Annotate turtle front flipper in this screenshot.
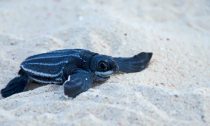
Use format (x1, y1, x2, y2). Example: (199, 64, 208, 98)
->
(113, 52, 153, 73)
(64, 69, 93, 98)
(1, 76, 28, 98)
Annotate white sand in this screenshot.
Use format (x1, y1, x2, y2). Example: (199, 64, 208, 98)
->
(0, 0, 210, 125)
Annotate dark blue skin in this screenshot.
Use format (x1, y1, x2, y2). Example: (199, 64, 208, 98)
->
(64, 52, 153, 97)
(1, 49, 152, 98)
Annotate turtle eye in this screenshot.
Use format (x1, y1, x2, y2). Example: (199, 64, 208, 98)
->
(98, 61, 108, 71)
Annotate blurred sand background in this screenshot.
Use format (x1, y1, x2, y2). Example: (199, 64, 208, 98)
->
(0, 0, 210, 125)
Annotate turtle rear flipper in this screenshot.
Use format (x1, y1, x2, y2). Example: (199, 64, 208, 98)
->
(113, 52, 153, 73)
(1, 76, 28, 98)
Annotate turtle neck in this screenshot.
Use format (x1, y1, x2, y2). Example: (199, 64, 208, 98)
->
(79, 50, 98, 70)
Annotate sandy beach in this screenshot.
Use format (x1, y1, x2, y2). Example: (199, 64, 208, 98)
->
(0, 0, 210, 125)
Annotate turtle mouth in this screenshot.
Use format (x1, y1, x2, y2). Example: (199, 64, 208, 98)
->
(95, 70, 113, 78)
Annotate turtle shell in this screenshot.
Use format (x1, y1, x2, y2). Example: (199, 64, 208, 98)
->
(20, 49, 83, 84)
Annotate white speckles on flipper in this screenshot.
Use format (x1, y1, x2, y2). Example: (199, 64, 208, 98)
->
(64, 75, 71, 83)
(62, 75, 72, 99)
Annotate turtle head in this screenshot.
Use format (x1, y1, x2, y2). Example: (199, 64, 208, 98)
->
(90, 55, 118, 81)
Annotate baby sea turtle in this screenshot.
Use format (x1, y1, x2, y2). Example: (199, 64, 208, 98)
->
(1, 49, 152, 98)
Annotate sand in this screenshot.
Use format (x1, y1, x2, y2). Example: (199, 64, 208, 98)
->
(0, 0, 210, 126)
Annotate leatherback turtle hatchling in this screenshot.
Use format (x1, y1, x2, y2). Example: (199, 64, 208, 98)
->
(1, 49, 152, 98)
